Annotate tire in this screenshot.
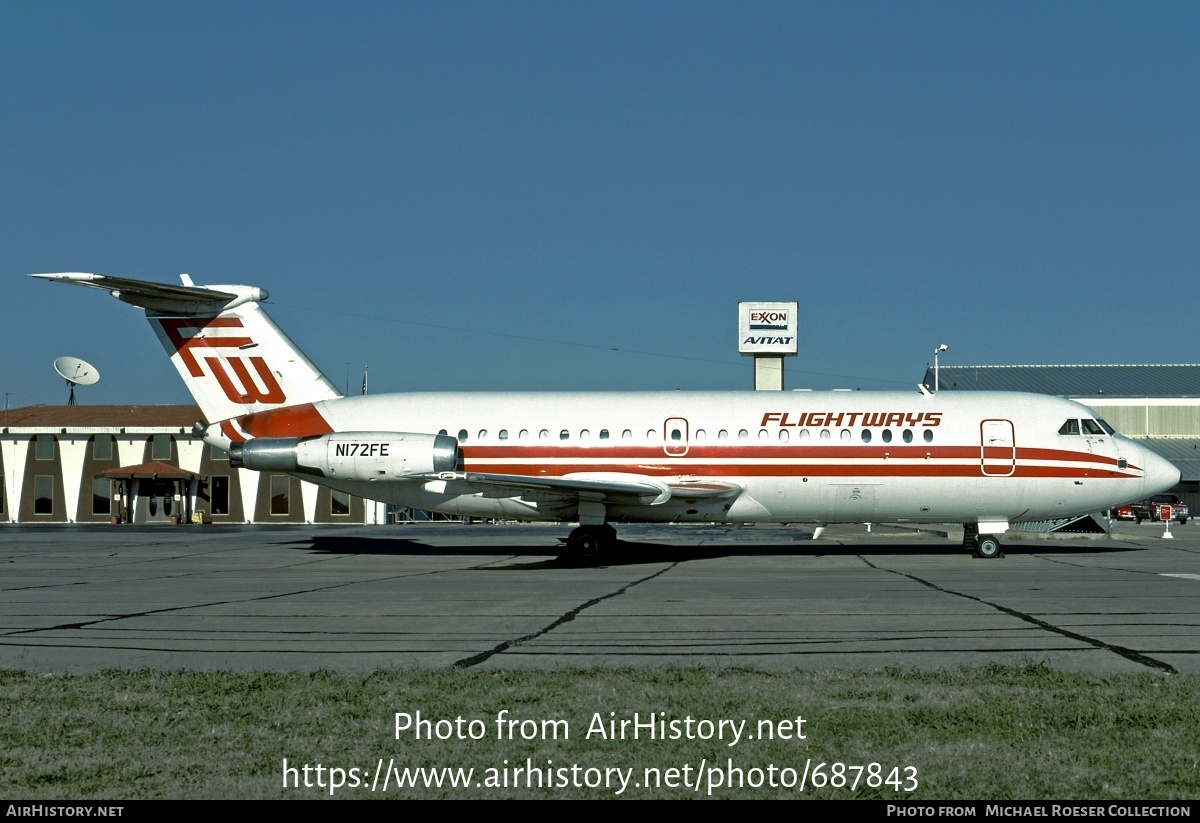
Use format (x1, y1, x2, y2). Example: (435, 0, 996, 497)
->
(974, 535, 1003, 559)
(562, 525, 609, 564)
(1179, 518, 1188, 525)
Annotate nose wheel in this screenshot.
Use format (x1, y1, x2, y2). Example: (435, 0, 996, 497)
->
(562, 524, 617, 564)
(973, 535, 1004, 559)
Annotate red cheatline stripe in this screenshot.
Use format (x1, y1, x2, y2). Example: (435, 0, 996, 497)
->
(459, 444, 1128, 468)
(459, 462, 1137, 479)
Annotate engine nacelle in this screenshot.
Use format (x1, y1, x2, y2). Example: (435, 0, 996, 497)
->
(230, 432, 458, 480)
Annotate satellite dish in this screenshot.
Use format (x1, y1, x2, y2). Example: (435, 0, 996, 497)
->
(53, 356, 100, 405)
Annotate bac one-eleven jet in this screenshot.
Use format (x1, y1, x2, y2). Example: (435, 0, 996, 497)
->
(33, 272, 1180, 560)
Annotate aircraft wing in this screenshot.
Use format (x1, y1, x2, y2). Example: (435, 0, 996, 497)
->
(420, 471, 743, 506)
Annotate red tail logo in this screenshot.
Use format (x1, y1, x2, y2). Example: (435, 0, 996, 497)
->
(157, 318, 286, 405)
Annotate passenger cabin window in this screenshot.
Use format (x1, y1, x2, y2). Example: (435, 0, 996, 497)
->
(457, 429, 468, 442)
(1058, 419, 1081, 435)
(560, 429, 570, 440)
(600, 430, 610, 440)
(499, 430, 508, 440)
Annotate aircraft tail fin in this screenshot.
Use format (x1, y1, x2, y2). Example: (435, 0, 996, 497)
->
(31, 273, 342, 425)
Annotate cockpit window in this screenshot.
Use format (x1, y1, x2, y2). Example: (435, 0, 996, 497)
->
(1058, 419, 1080, 435)
(1096, 419, 1116, 435)
(1081, 419, 1106, 436)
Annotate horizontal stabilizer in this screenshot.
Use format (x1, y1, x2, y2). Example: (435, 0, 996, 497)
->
(30, 272, 267, 316)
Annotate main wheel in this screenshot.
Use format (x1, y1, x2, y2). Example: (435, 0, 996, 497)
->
(563, 525, 611, 564)
(973, 535, 1003, 559)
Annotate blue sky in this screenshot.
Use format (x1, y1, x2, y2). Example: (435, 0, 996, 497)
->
(3, 1, 1197, 407)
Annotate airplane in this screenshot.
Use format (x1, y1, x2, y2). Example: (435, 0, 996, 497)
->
(32, 272, 1181, 560)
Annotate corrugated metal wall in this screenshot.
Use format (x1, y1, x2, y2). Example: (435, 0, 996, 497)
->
(1091, 405, 1200, 437)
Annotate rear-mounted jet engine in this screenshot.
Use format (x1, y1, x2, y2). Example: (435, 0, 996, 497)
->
(230, 432, 459, 480)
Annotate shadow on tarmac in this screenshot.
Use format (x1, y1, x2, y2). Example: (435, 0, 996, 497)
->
(289, 532, 1147, 568)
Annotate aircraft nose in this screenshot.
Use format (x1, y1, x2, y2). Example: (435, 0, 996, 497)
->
(1141, 446, 1181, 496)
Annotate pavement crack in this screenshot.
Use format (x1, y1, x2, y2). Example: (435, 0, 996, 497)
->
(859, 556, 1177, 673)
(453, 563, 679, 669)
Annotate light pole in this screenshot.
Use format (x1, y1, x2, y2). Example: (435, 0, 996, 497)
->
(933, 344, 948, 391)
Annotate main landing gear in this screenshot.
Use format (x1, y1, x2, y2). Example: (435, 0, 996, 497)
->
(561, 524, 617, 564)
(963, 525, 1004, 559)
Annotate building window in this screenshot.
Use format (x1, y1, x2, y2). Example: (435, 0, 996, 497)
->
(331, 491, 351, 516)
(35, 435, 55, 461)
(210, 476, 230, 515)
(270, 476, 289, 515)
(152, 435, 172, 461)
(93, 435, 113, 461)
(209, 444, 229, 461)
(34, 476, 53, 514)
(92, 478, 111, 515)
(0, 481, 5, 514)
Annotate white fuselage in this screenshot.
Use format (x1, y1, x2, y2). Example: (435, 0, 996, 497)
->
(245, 389, 1176, 527)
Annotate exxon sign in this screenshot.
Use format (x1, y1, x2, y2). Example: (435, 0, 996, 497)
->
(738, 301, 799, 355)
